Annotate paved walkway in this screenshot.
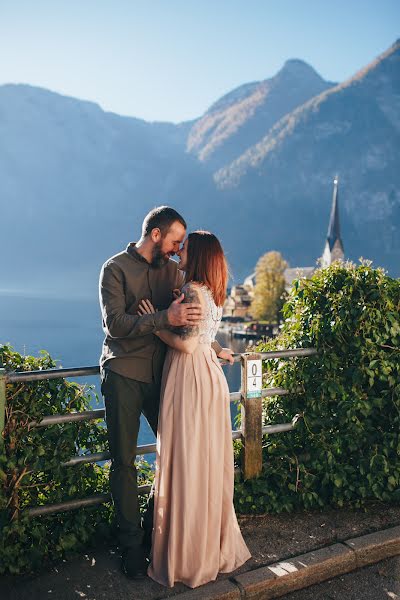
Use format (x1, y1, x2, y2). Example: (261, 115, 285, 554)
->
(1, 503, 400, 600)
(284, 556, 400, 599)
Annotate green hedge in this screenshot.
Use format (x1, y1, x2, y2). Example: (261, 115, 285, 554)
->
(0, 346, 153, 574)
(0, 345, 116, 573)
(234, 262, 400, 514)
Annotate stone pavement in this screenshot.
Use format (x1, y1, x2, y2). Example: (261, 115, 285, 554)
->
(1, 503, 400, 600)
(283, 555, 400, 600)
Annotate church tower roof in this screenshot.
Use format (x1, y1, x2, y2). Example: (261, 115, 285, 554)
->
(326, 177, 343, 251)
(321, 177, 344, 268)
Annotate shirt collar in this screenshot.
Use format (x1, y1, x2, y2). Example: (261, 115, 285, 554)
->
(126, 242, 172, 271)
(126, 242, 150, 265)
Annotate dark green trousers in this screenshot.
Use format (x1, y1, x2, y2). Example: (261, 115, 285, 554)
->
(101, 368, 160, 550)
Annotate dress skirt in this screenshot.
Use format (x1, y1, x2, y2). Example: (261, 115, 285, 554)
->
(148, 343, 251, 588)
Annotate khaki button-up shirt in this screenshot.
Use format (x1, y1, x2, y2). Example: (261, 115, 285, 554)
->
(99, 243, 184, 383)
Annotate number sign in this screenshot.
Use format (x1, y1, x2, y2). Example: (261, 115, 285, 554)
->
(246, 359, 262, 398)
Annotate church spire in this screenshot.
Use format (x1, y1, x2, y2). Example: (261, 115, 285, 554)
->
(321, 177, 344, 267)
(327, 177, 342, 250)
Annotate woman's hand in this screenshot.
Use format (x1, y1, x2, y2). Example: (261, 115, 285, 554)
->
(218, 347, 235, 365)
(137, 299, 157, 315)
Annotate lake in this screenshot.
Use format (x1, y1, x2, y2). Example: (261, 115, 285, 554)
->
(0, 294, 247, 452)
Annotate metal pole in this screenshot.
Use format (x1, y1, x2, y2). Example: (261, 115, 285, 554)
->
(7, 365, 100, 383)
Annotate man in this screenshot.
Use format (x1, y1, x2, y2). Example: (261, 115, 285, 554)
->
(99, 206, 227, 579)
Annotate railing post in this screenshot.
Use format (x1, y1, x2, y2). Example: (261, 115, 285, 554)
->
(0, 367, 6, 438)
(240, 353, 263, 480)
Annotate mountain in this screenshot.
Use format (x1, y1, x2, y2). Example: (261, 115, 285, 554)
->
(213, 40, 400, 274)
(0, 84, 211, 294)
(0, 41, 399, 301)
(186, 60, 335, 169)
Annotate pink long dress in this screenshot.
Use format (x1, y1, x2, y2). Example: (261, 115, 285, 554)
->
(148, 284, 251, 588)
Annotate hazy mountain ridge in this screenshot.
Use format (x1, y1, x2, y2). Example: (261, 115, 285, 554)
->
(0, 83, 213, 293)
(0, 83, 205, 221)
(205, 81, 261, 114)
(215, 40, 400, 189)
(186, 59, 335, 169)
(1, 41, 399, 298)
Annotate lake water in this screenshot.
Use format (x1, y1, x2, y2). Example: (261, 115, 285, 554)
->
(0, 294, 247, 452)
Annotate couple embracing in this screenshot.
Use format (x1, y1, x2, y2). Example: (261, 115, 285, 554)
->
(99, 206, 250, 588)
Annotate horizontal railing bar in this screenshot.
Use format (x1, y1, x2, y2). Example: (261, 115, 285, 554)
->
(231, 348, 317, 363)
(62, 451, 111, 467)
(6, 349, 316, 383)
(7, 366, 100, 383)
(261, 387, 290, 398)
(27, 485, 149, 517)
(262, 423, 294, 434)
(258, 348, 318, 360)
(62, 442, 157, 467)
(262, 414, 301, 435)
(26, 471, 246, 517)
(31, 408, 105, 427)
(30, 387, 292, 428)
(230, 388, 291, 403)
(63, 432, 242, 466)
(28, 468, 243, 517)
(27, 493, 112, 517)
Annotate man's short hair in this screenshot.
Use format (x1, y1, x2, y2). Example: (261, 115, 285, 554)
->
(142, 206, 187, 237)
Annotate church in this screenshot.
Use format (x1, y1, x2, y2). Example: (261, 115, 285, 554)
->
(224, 178, 344, 318)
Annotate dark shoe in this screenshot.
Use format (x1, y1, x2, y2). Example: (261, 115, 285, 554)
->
(121, 547, 148, 580)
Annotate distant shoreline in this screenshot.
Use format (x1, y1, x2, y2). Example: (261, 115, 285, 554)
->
(0, 290, 96, 302)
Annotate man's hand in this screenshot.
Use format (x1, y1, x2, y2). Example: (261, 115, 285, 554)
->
(218, 347, 235, 365)
(167, 293, 203, 327)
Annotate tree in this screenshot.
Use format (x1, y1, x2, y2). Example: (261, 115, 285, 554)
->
(250, 251, 288, 322)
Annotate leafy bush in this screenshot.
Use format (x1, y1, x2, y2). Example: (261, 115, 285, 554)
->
(0, 347, 154, 575)
(234, 262, 400, 514)
(0, 344, 115, 573)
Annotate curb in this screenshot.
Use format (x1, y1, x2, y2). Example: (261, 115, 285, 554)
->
(170, 525, 400, 600)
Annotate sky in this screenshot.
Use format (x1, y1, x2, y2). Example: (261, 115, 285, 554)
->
(0, 1, 399, 123)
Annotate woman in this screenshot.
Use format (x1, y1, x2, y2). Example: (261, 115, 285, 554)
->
(138, 230, 251, 588)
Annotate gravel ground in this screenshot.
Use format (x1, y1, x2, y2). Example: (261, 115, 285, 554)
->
(1, 502, 399, 600)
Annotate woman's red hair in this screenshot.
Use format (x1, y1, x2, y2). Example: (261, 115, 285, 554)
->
(185, 231, 228, 307)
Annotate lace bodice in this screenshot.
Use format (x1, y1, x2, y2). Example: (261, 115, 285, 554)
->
(196, 285, 223, 344)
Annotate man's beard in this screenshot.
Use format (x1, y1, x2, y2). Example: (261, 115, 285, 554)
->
(151, 242, 170, 268)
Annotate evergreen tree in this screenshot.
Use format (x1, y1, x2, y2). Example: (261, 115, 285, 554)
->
(251, 251, 288, 322)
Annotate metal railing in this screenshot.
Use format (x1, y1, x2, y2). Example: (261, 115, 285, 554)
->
(0, 348, 317, 517)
